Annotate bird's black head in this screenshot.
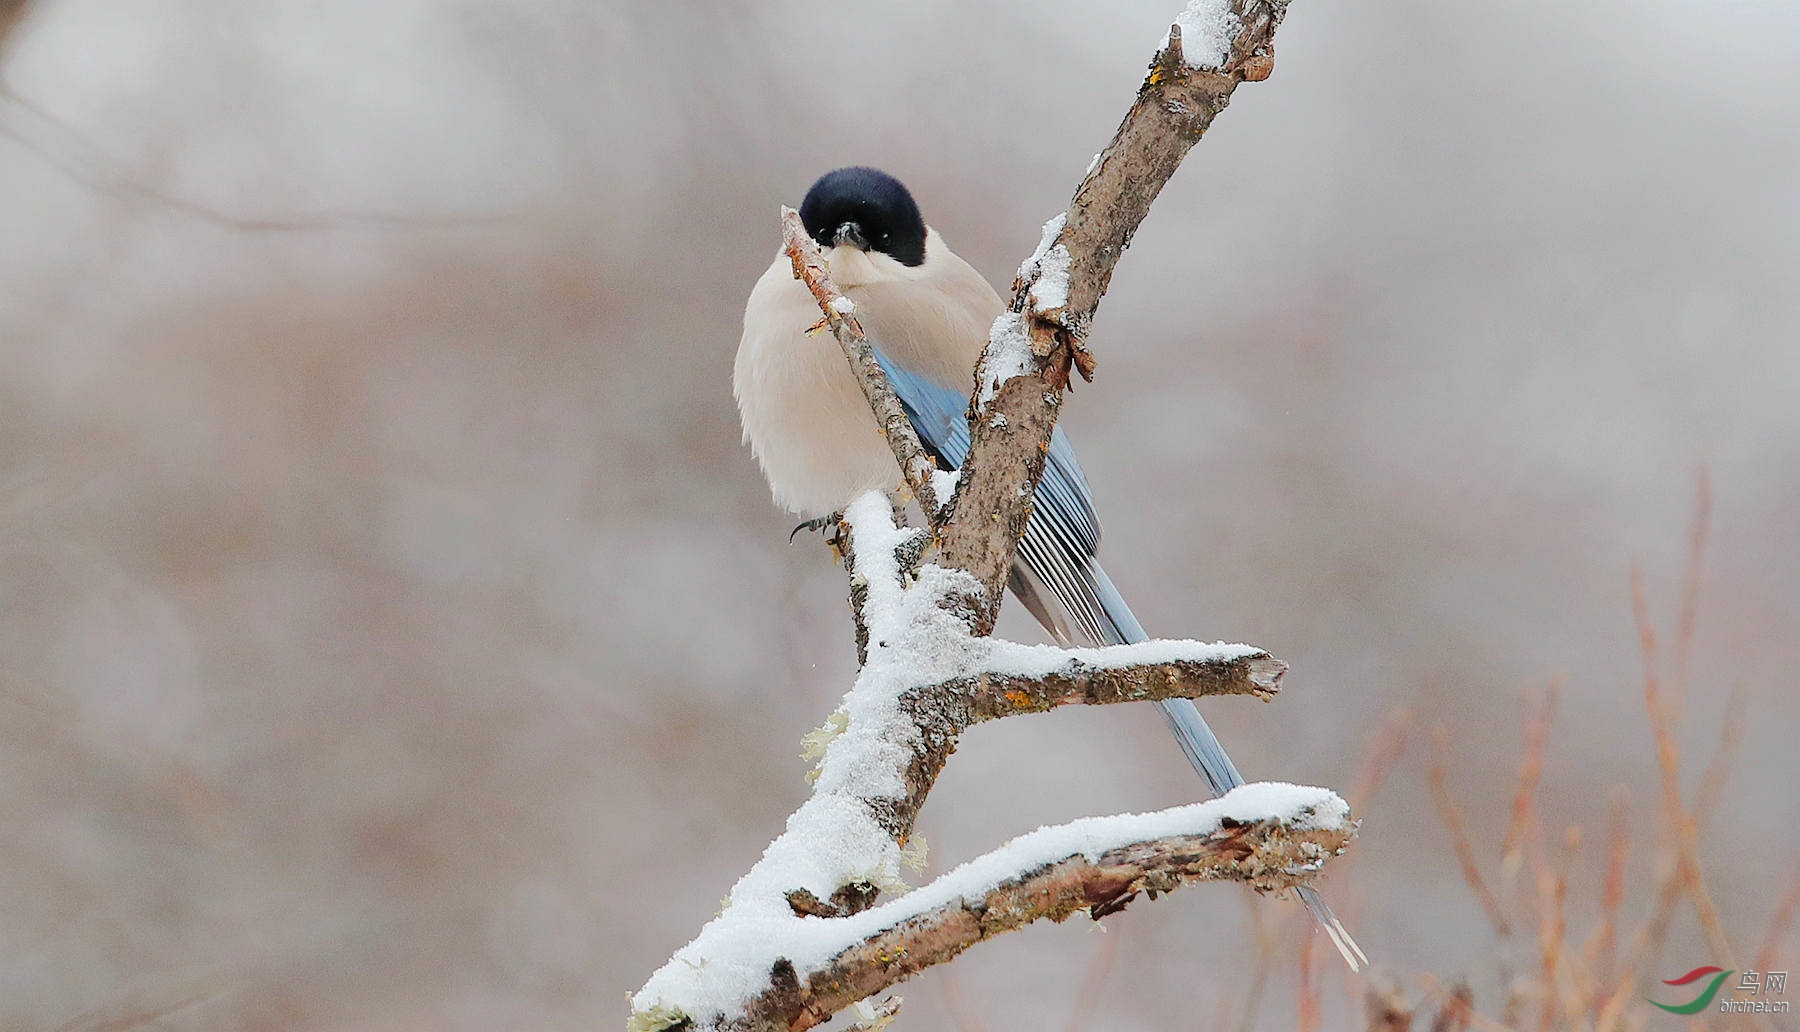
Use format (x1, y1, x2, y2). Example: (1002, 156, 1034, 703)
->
(799, 167, 927, 268)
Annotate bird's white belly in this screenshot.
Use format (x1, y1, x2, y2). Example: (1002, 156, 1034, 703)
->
(733, 235, 999, 518)
(733, 264, 905, 518)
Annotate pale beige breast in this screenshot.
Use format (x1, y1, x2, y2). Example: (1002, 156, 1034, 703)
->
(733, 229, 1003, 518)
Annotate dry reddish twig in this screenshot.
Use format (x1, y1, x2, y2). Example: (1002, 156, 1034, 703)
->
(1500, 683, 1559, 878)
(1297, 927, 1322, 1032)
(1692, 683, 1746, 824)
(1585, 790, 1630, 1014)
(1428, 727, 1512, 940)
(780, 209, 943, 517)
(1231, 887, 1281, 1032)
(1671, 466, 1710, 710)
(1624, 677, 1746, 988)
(1629, 565, 1734, 969)
(1527, 824, 1585, 1032)
(1350, 706, 1414, 815)
(1754, 854, 1800, 977)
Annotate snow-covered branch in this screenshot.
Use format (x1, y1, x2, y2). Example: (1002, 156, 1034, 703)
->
(725, 787, 1352, 1032)
(630, 3, 1327, 1029)
(630, 496, 1347, 1032)
(939, 0, 1290, 633)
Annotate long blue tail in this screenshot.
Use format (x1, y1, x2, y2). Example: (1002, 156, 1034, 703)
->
(1018, 544, 1367, 971)
(868, 349, 1366, 969)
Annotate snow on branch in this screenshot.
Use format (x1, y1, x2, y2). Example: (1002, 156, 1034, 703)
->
(725, 786, 1351, 1032)
(630, 496, 1346, 1032)
(631, 3, 1324, 1029)
(940, 0, 1289, 633)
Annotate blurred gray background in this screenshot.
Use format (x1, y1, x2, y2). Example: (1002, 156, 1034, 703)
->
(2, 0, 1796, 1029)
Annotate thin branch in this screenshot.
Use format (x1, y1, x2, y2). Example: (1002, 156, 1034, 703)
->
(1499, 682, 1558, 877)
(1754, 853, 1800, 977)
(781, 209, 943, 517)
(1671, 466, 1710, 710)
(956, 646, 1283, 722)
(1427, 727, 1512, 940)
(1585, 789, 1629, 1014)
(1628, 565, 1734, 968)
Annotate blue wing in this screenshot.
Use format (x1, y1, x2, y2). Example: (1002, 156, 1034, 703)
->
(873, 351, 1099, 557)
(874, 347, 1244, 786)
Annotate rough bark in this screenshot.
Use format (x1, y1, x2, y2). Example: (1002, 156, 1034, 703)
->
(739, 816, 1351, 1032)
(937, 2, 1289, 633)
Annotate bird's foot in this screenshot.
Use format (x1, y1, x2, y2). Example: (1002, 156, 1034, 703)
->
(791, 513, 849, 561)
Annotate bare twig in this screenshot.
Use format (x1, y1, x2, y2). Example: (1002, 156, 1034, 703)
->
(957, 647, 1283, 721)
(1629, 565, 1734, 968)
(1625, 678, 1745, 984)
(1585, 789, 1629, 1014)
(1298, 925, 1322, 1032)
(1754, 853, 1800, 977)
(1500, 683, 1558, 878)
(1671, 466, 1710, 710)
(1349, 706, 1414, 815)
(781, 209, 944, 517)
(1428, 727, 1511, 940)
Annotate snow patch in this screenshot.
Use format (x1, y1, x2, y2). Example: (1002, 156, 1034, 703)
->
(1161, 0, 1240, 71)
(977, 311, 1033, 408)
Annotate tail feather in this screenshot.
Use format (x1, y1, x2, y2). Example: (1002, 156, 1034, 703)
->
(1015, 549, 1367, 971)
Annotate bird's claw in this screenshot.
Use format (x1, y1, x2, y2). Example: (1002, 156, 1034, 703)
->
(789, 515, 839, 544)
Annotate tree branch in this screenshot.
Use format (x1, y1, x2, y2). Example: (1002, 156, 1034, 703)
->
(781, 209, 944, 518)
(632, 494, 1340, 1032)
(743, 794, 1352, 1032)
(939, 1, 1288, 632)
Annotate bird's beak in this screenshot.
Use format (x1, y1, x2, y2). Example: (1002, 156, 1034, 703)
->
(833, 221, 869, 251)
